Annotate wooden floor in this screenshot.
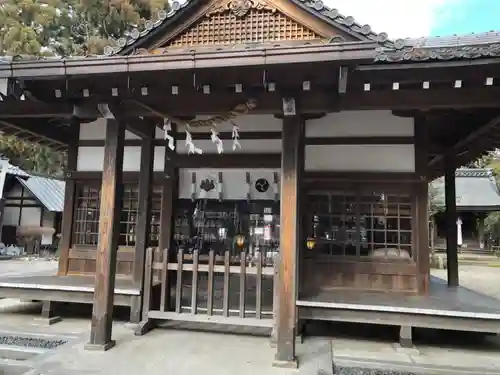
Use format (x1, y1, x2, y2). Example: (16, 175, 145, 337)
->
(0, 274, 141, 307)
(297, 276, 500, 333)
(0, 275, 140, 295)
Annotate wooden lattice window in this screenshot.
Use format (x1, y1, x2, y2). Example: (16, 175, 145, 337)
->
(73, 185, 101, 246)
(168, 9, 322, 47)
(173, 199, 280, 264)
(73, 183, 162, 247)
(307, 189, 414, 259)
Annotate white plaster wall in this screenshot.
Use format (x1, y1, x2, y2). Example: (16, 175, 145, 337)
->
(178, 169, 280, 200)
(20, 207, 41, 227)
(305, 144, 415, 172)
(306, 111, 414, 137)
(175, 139, 281, 154)
(3, 206, 20, 226)
(77, 146, 166, 171)
(6, 185, 25, 198)
(79, 118, 140, 140)
(79, 115, 281, 141)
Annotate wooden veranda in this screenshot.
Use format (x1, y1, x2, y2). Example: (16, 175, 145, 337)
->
(1, 0, 500, 368)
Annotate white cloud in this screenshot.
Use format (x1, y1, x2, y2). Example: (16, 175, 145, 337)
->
(323, 0, 452, 38)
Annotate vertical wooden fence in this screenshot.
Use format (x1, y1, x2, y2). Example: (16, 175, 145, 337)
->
(143, 247, 276, 328)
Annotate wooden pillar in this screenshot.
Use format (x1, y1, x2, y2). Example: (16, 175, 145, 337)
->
(58, 120, 80, 275)
(158, 141, 177, 312)
(273, 109, 303, 369)
(444, 152, 459, 287)
(130, 127, 155, 323)
(477, 214, 485, 250)
(414, 116, 430, 294)
(86, 118, 125, 351)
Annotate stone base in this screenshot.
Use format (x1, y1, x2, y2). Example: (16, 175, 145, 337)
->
(272, 358, 299, 369)
(34, 316, 62, 326)
(84, 340, 116, 352)
(133, 319, 156, 336)
(393, 343, 420, 356)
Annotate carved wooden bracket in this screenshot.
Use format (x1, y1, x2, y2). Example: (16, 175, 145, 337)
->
(206, 0, 277, 18)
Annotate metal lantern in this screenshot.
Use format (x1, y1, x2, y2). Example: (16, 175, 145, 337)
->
(235, 234, 245, 248)
(306, 237, 316, 250)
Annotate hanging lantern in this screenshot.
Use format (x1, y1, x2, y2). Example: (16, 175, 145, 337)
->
(306, 237, 316, 250)
(235, 234, 246, 248)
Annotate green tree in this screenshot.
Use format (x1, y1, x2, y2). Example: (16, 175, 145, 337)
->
(0, 0, 70, 56)
(0, 0, 170, 174)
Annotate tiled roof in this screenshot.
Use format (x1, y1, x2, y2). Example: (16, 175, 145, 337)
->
(431, 168, 500, 211)
(108, 0, 402, 56)
(16, 175, 65, 212)
(375, 31, 500, 62)
(405, 31, 500, 48)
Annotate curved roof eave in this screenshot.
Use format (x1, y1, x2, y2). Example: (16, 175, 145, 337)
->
(108, 0, 402, 56)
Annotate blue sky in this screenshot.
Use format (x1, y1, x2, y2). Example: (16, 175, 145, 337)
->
(431, 0, 500, 36)
(326, 0, 500, 38)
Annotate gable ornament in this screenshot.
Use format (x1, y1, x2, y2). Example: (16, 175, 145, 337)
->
(207, 0, 277, 18)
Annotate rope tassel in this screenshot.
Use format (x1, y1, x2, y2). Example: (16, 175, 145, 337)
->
(232, 125, 241, 151)
(210, 128, 224, 154)
(163, 119, 175, 151)
(185, 129, 202, 155)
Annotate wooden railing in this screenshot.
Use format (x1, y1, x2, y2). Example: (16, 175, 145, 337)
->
(142, 247, 276, 328)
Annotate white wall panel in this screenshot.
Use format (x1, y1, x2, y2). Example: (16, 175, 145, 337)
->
(178, 169, 280, 200)
(305, 144, 415, 172)
(306, 111, 414, 137)
(77, 146, 166, 171)
(175, 139, 281, 154)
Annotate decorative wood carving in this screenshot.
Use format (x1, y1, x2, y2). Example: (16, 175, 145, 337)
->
(167, 0, 322, 47)
(206, 0, 277, 18)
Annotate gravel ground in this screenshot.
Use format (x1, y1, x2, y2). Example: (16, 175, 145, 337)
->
(334, 368, 415, 375)
(431, 264, 500, 299)
(0, 335, 66, 349)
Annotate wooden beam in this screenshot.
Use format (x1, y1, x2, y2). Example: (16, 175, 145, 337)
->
(126, 117, 158, 139)
(86, 118, 125, 351)
(305, 136, 414, 145)
(429, 113, 500, 167)
(57, 119, 80, 276)
(6, 87, 500, 121)
(0, 118, 69, 148)
(131, 127, 155, 322)
(444, 152, 459, 287)
(273, 113, 303, 368)
(174, 153, 281, 168)
(338, 66, 348, 95)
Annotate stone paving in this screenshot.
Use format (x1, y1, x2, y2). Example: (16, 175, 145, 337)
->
(0, 261, 500, 374)
(431, 265, 500, 299)
(0, 259, 57, 278)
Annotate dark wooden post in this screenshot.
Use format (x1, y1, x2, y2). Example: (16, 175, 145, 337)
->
(86, 118, 125, 351)
(273, 105, 303, 369)
(444, 152, 459, 287)
(414, 115, 430, 294)
(159, 130, 177, 313)
(130, 125, 155, 323)
(58, 120, 80, 275)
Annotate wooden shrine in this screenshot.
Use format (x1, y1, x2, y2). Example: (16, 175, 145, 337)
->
(1, 0, 500, 367)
